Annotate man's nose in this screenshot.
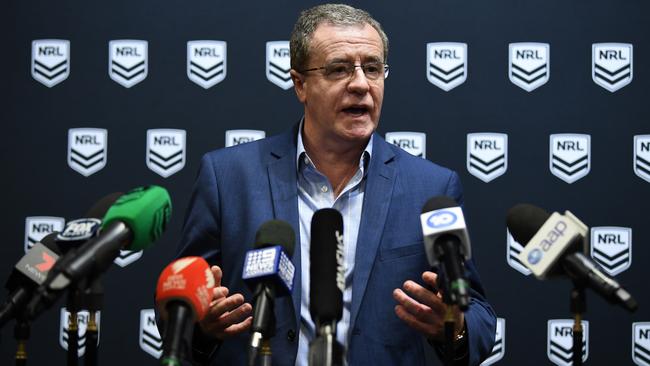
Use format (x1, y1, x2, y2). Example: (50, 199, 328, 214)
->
(347, 67, 370, 93)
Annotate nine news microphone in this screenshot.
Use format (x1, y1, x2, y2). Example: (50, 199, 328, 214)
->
(0, 233, 60, 328)
(420, 196, 472, 310)
(27, 185, 172, 319)
(242, 220, 296, 366)
(507, 203, 637, 312)
(156, 256, 215, 366)
(309, 208, 345, 366)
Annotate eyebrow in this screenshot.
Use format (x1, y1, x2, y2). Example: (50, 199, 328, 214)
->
(326, 55, 383, 64)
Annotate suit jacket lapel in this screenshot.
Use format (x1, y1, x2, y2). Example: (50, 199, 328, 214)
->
(349, 134, 396, 334)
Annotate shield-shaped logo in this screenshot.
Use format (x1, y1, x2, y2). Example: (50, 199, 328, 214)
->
(481, 317, 506, 366)
(187, 40, 227, 89)
(592, 43, 633, 93)
(266, 41, 292, 90)
(59, 308, 101, 357)
(139, 309, 163, 359)
(506, 229, 531, 276)
(146, 129, 186, 178)
(590, 227, 632, 276)
(634, 135, 650, 183)
(225, 129, 266, 147)
(633, 322, 650, 366)
(31, 39, 70, 87)
(467, 133, 507, 182)
(24, 216, 65, 252)
(68, 128, 108, 177)
(385, 132, 426, 158)
(549, 134, 591, 184)
(113, 250, 143, 267)
(509, 43, 550, 92)
(426, 42, 467, 92)
(547, 319, 588, 366)
(109, 40, 148, 88)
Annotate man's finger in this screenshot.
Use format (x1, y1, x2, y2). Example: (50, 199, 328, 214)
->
(402, 280, 445, 313)
(211, 266, 223, 287)
(393, 288, 434, 321)
(204, 293, 245, 323)
(222, 316, 253, 336)
(394, 305, 435, 337)
(217, 302, 252, 328)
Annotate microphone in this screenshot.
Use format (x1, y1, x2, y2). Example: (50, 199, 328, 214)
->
(27, 185, 172, 319)
(507, 203, 637, 312)
(156, 256, 215, 366)
(420, 196, 472, 310)
(0, 233, 61, 328)
(242, 220, 296, 365)
(309, 208, 344, 366)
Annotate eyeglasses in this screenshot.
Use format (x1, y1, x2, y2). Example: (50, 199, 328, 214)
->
(299, 61, 389, 81)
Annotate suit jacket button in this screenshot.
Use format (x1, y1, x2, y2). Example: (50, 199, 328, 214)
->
(287, 329, 296, 341)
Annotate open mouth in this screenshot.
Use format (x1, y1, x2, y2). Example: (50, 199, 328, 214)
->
(342, 106, 369, 116)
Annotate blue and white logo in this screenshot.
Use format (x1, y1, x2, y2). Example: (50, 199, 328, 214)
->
(481, 318, 506, 365)
(528, 249, 543, 265)
(24, 216, 65, 253)
(386, 131, 426, 158)
(426, 42, 467, 92)
(426, 210, 457, 229)
(32, 39, 70, 87)
(550, 134, 591, 184)
(59, 308, 101, 357)
(633, 322, 650, 366)
(592, 43, 632, 93)
(68, 128, 108, 177)
(506, 229, 531, 276)
(187, 40, 226, 89)
(634, 135, 650, 183)
(225, 129, 266, 147)
(509, 43, 550, 92)
(57, 218, 101, 242)
(109, 40, 148, 88)
(548, 319, 588, 366)
(139, 309, 162, 359)
(266, 41, 292, 90)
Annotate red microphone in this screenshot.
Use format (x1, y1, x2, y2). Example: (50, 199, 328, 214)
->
(155, 257, 214, 366)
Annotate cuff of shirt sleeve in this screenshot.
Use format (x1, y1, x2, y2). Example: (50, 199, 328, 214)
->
(191, 325, 221, 365)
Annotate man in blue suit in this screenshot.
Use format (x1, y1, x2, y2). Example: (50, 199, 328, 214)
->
(177, 4, 496, 365)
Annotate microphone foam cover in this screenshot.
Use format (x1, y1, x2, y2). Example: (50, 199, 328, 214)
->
(310, 208, 344, 323)
(506, 203, 550, 245)
(254, 220, 296, 256)
(422, 196, 458, 213)
(85, 192, 124, 219)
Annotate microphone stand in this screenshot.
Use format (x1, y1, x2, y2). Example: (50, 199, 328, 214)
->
(441, 289, 455, 366)
(66, 289, 82, 366)
(13, 315, 30, 366)
(260, 339, 272, 366)
(83, 278, 103, 366)
(569, 284, 586, 366)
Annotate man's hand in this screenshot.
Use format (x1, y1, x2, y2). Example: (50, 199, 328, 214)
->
(393, 271, 465, 342)
(199, 266, 253, 340)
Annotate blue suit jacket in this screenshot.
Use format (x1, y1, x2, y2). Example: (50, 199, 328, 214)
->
(177, 125, 496, 365)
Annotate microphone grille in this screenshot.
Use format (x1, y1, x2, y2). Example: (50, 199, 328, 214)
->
(506, 203, 550, 245)
(254, 220, 296, 256)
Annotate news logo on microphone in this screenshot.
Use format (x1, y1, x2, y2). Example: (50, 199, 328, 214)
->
(242, 245, 295, 294)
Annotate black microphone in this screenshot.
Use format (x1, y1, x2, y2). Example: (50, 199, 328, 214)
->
(309, 208, 345, 366)
(507, 203, 637, 312)
(420, 196, 471, 310)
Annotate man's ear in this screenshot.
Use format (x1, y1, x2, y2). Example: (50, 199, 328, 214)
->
(290, 69, 306, 103)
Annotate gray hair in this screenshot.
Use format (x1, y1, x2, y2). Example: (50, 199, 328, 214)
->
(290, 4, 389, 71)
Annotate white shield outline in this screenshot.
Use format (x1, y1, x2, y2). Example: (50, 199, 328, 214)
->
(68, 128, 108, 177)
(31, 39, 70, 87)
(634, 135, 650, 183)
(266, 41, 292, 90)
(139, 309, 163, 359)
(509, 42, 550, 92)
(633, 322, 650, 366)
(113, 249, 143, 267)
(187, 40, 227, 89)
(426, 42, 467, 92)
(592, 43, 633, 93)
(225, 129, 266, 147)
(109, 40, 148, 88)
(547, 319, 589, 366)
(549, 134, 591, 184)
(24, 216, 65, 253)
(590, 226, 632, 276)
(481, 317, 506, 365)
(385, 132, 426, 158)
(506, 229, 531, 276)
(146, 129, 186, 178)
(59, 308, 101, 357)
(467, 133, 508, 182)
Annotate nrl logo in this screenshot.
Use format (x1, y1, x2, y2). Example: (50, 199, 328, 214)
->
(385, 132, 426, 158)
(549, 134, 590, 184)
(506, 229, 531, 276)
(146, 129, 186, 178)
(24, 216, 65, 253)
(187, 41, 227, 89)
(590, 227, 632, 276)
(509, 43, 550, 92)
(266, 41, 292, 90)
(139, 309, 163, 359)
(59, 308, 101, 357)
(480, 318, 505, 366)
(225, 129, 266, 147)
(68, 128, 108, 177)
(467, 133, 507, 183)
(592, 43, 633, 93)
(31, 39, 70, 87)
(426, 42, 467, 92)
(634, 135, 650, 183)
(633, 322, 650, 366)
(547, 319, 589, 366)
(109, 40, 148, 88)
(113, 249, 143, 267)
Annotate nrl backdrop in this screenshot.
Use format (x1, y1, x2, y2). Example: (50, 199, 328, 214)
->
(1, 0, 649, 365)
